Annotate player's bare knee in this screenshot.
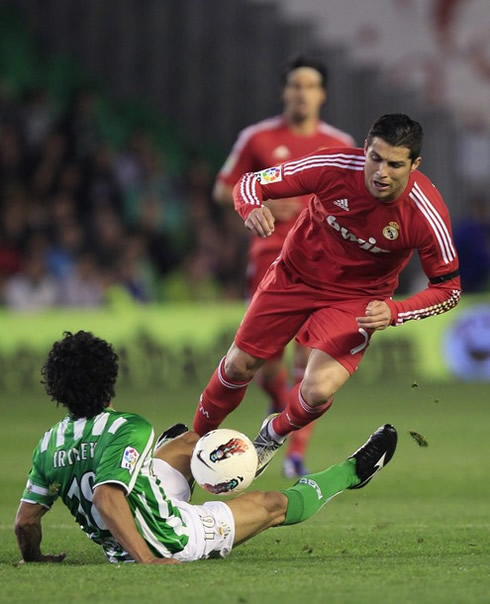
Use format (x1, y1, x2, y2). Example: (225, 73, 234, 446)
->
(300, 381, 332, 406)
(178, 430, 200, 450)
(224, 346, 263, 381)
(154, 430, 199, 460)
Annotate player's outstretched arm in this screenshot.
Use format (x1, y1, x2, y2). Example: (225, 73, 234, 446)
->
(92, 484, 180, 565)
(15, 501, 66, 563)
(232, 158, 322, 227)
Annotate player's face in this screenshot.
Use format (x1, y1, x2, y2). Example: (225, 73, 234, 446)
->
(282, 67, 326, 122)
(363, 137, 421, 201)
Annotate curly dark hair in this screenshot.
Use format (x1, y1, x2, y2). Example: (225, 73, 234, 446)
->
(41, 331, 119, 419)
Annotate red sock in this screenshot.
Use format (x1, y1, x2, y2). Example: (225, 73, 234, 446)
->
(257, 367, 288, 412)
(193, 357, 252, 435)
(286, 361, 312, 456)
(271, 383, 333, 437)
(287, 422, 315, 457)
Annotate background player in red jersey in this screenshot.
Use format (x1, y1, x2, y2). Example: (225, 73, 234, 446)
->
(194, 113, 461, 477)
(214, 54, 355, 478)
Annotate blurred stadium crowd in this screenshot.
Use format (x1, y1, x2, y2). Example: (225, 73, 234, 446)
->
(0, 82, 249, 310)
(0, 1, 489, 312)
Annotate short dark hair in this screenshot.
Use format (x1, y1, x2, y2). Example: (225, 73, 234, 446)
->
(41, 331, 118, 419)
(366, 114, 423, 161)
(280, 53, 328, 89)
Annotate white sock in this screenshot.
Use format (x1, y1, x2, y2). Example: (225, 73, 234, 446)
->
(267, 420, 286, 444)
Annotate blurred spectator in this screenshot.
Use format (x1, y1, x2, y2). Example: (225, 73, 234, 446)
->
(85, 144, 121, 214)
(57, 162, 84, 210)
(30, 132, 67, 199)
(0, 123, 26, 185)
(50, 191, 78, 228)
(1, 187, 30, 252)
(113, 129, 151, 192)
(456, 117, 490, 198)
(90, 206, 126, 271)
(453, 198, 490, 292)
(46, 220, 85, 279)
(123, 147, 186, 238)
(60, 87, 100, 162)
(0, 79, 18, 125)
(58, 252, 105, 307)
(164, 252, 221, 302)
(185, 151, 247, 298)
(4, 252, 57, 311)
(21, 87, 57, 156)
(117, 233, 157, 302)
(0, 236, 23, 299)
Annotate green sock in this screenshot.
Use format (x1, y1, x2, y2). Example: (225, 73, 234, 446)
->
(281, 459, 359, 525)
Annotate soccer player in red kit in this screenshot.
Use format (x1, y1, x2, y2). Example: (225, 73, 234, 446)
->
(214, 55, 355, 477)
(194, 113, 461, 477)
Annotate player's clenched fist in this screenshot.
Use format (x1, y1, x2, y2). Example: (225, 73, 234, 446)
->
(356, 300, 392, 331)
(244, 206, 275, 238)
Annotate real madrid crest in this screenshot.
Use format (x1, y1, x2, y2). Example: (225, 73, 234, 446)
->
(382, 221, 400, 240)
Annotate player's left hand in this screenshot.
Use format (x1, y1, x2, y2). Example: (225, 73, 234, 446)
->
(356, 300, 392, 331)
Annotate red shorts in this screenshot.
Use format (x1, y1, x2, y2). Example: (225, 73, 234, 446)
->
(235, 259, 374, 374)
(247, 250, 306, 361)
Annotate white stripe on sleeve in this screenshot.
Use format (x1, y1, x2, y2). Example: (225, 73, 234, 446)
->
(410, 183, 456, 264)
(284, 159, 364, 176)
(284, 152, 364, 170)
(26, 480, 49, 496)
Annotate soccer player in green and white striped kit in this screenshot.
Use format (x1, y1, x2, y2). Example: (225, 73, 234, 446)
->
(15, 331, 397, 564)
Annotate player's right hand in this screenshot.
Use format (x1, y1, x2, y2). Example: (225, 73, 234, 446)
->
(244, 206, 275, 237)
(356, 300, 392, 331)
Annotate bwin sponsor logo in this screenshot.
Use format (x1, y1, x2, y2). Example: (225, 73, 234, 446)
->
(326, 215, 390, 254)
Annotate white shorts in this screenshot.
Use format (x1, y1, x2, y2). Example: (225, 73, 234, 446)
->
(151, 458, 235, 561)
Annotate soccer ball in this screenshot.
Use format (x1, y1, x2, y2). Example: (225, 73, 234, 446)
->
(190, 429, 258, 495)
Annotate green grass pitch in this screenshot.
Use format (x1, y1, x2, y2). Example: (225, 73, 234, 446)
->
(1, 377, 489, 603)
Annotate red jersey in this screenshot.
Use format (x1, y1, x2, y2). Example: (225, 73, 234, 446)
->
(218, 115, 355, 257)
(234, 148, 461, 326)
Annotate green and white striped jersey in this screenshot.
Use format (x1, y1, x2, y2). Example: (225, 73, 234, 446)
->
(21, 409, 190, 562)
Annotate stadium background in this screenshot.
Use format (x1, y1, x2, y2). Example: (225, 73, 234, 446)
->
(1, 1, 489, 602)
